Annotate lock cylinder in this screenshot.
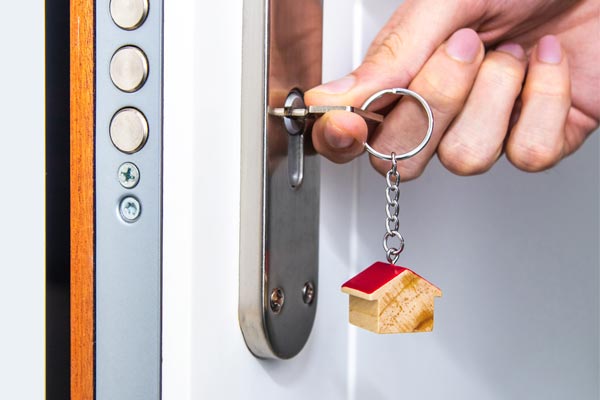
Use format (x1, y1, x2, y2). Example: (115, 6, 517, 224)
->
(283, 90, 306, 189)
(283, 89, 306, 136)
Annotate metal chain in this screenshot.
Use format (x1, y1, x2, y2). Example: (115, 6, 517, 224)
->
(383, 153, 405, 264)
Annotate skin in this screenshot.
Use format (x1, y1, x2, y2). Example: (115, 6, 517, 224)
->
(304, 0, 599, 180)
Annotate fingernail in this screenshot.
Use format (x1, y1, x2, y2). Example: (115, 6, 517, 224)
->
(324, 129, 355, 149)
(496, 43, 525, 60)
(313, 75, 356, 94)
(445, 28, 481, 63)
(537, 35, 562, 64)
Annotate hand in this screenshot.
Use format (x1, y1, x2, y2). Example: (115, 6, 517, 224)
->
(305, 0, 599, 179)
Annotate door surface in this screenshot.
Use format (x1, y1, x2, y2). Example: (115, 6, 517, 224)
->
(162, 1, 598, 399)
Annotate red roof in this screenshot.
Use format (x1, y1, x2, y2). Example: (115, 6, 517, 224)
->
(342, 262, 409, 295)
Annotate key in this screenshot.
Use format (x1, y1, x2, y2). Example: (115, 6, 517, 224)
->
(269, 105, 384, 124)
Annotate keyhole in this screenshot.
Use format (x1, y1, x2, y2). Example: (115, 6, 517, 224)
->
(283, 90, 305, 189)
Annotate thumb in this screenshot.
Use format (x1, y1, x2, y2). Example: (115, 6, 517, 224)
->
(305, 0, 485, 107)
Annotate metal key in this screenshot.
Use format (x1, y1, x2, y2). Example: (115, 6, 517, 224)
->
(269, 105, 384, 124)
(268, 95, 385, 189)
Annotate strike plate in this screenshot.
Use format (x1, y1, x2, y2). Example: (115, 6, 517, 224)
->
(239, 0, 322, 359)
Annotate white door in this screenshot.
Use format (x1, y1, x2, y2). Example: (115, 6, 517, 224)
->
(163, 1, 598, 399)
(0, 1, 44, 398)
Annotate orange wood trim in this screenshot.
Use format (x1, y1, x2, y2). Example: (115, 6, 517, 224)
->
(70, 0, 95, 398)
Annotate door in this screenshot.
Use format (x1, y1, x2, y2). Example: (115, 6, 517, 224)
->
(61, 0, 599, 399)
(162, 1, 598, 399)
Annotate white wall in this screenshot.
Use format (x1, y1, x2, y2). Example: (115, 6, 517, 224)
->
(0, 0, 45, 398)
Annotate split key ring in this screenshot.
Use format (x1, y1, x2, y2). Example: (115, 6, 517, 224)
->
(361, 88, 434, 162)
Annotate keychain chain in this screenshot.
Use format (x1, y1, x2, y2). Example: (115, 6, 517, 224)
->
(359, 88, 433, 266)
(383, 153, 405, 264)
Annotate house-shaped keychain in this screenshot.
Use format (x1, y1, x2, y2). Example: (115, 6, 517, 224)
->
(341, 262, 442, 334)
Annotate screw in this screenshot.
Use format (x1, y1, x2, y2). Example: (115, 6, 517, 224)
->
(302, 281, 315, 305)
(270, 288, 285, 314)
(118, 162, 140, 189)
(120, 196, 141, 222)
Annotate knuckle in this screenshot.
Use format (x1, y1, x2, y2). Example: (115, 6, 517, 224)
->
(522, 81, 571, 105)
(481, 57, 525, 93)
(362, 29, 414, 85)
(438, 141, 495, 175)
(376, 30, 405, 61)
(418, 74, 467, 117)
(506, 138, 563, 171)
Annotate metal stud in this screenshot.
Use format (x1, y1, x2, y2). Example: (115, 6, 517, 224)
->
(110, 108, 149, 154)
(110, 46, 149, 93)
(110, 0, 149, 30)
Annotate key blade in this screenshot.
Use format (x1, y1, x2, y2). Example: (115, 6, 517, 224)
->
(269, 105, 384, 123)
(307, 106, 384, 123)
(268, 107, 309, 119)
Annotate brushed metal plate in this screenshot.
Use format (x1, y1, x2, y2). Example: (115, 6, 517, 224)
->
(95, 0, 162, 398)
(239, 0, 322, 359)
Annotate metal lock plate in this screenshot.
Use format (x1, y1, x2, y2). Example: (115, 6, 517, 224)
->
(239, 0, 322, 359)
(96, 0, 162, 398)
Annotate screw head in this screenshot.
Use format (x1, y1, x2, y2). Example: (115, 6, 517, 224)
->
(118, 162, 140, 189)
(120, 196, 141, 222)
(270, 288, 285, 314)
(302, 281, 315, 305)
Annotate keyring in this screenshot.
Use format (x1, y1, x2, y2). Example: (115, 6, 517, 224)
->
(361, 88, 434, 161)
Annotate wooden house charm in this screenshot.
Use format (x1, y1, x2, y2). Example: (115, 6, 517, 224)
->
(341, 262, 442, 334)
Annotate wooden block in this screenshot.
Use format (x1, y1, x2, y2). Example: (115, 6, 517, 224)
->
(341, 262, 442, 334)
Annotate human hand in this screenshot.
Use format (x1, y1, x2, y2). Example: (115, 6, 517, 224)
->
(305, 0, 599, 179)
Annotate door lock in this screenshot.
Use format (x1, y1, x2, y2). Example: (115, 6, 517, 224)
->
(239, 0, 323, 360)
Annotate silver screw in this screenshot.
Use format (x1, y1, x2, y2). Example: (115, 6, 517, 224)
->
(270, 288, 285, 314)
(120, 196, 141, 222)
(118, 162, 140, 189)
(302, 281, 315, 305)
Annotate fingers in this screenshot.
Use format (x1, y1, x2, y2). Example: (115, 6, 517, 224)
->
(308, 12, 573, 176)
(437, 43, 527, 175)
(310, 110, 367, 164)
(310, 28, 484, 173)
(506, 35, 571, 172)
(305, 0, 485, 107)
(369, 29, 484, 179)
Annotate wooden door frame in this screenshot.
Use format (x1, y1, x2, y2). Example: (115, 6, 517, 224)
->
(70, 0, 95, 398)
